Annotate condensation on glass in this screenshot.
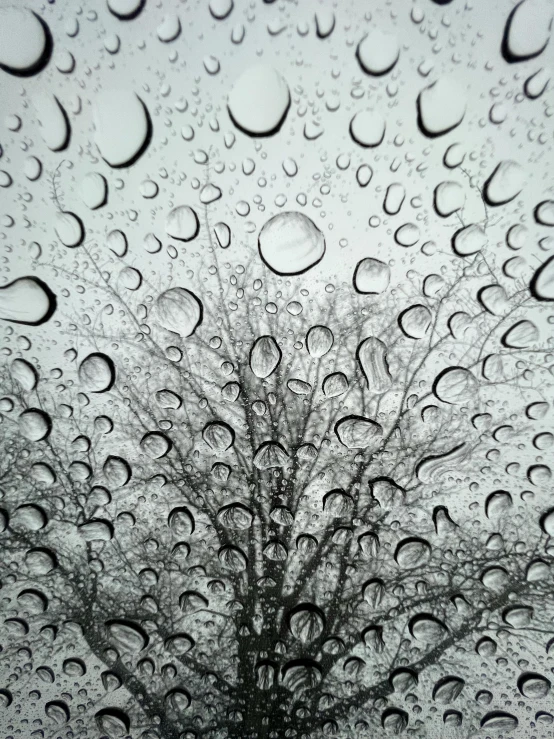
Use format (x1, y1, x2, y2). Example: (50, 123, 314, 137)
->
(0, 1, 553, 738)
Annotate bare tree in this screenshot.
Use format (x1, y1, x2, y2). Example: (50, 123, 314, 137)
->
(1, 200, 553, 739)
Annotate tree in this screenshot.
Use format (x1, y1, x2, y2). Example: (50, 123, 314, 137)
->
(1, 196, 553, 739)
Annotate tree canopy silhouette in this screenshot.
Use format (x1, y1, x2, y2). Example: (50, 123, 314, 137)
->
(1, 214, 553, 738)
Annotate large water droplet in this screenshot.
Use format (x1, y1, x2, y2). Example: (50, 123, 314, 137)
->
(484, 160, 524, 206)
(306, 325, 334, 358)
(250, 335, 282, 378)
(11, 358, 38, 392)
(357, 337, 392, 393)
(417, 77, 466, 137)
(228, 65, 290, 136)
(398, 304, 431, 339)
(335, 415, 383, 449)
(258, 212, 325, 275)
(395, 537, 431, 568)
(480, 711, 518, 732)
(350, 109, 386, 147)
(530, 255, 554, 300)
(288, 604, 325, 643)
(165, 205, 200, 241)
(94, 90, 151, 167)
(502, 0, 551, 63)
(203, 421, 235, 451)
(107, 0, 145, 20)
(433, 366, 477, 404)
(154, 287, 203, 337)
(356, 30, 400, 75)
(34, 93, 70, 151)
(54, 211, 84, 248)
(18, 408, 51, 441)
(353, 258, 390, 294)
(78, 353, 115, 393)
(0, 8, 51, 76)
(518, 672, 551, 698)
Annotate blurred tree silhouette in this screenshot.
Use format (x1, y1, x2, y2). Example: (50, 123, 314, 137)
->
(1, 201, 553, 739)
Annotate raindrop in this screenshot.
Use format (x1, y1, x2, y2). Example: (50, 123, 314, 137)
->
(210, 0, 233, 20)
(480, 711, 518, 732)
(540, 508, 554, 536)
(281, 659, 322, 692)
(356, 164, 373, 187)
(54, 211, 84, 248)
(217, 503, 253, 529)
(416, 443, 468, 483)
(452, 224, 487, 257)
(478, 284, 509, 315)
(306, 325, 334, 357)
(353, 258, 390, 294)
(481, 566, 509, 591)
(81, 172, 107, 209)
(157, 14, 181, 42)
(357, 30, 400, 75)
(107, 619, 148, 652)
(484, 160, 524, 206)
(203, 421, 235, 451)
(409, 614, 448, 642)
(0, 8, 51, 76)
(107, 229, 128, 256)
(154, 287, 203, 337)
(432, 676, 465, 703)
(323, 372, 349, 398)
(433, 366, 477, 404)
(381, 708, 409, 733)
(103, 455, 131, 487)
(141, 432, 172, 458)
(434, 181, 465, 216)
(394, 538, 431, 568)
(530, 255, 554, 301)
(165, 688, 191, 714)
(45, 701, 70, 724)
(165, 205, 199, 241)
(95, 708, 130, 738)
(228, 65, 290, 136)
(525, 68, 549, 98)
(18, 408, 51, 441)
(350, 110, 386, 147)
(258, 211, 325, 275)
(11, 358, 38, 391)
(78, 519, 114, 541)
(254, 441, 290, 468)
(357, 337, 392, 393)
(417, 77, 466, 137)
(34, 93, 70, 151)
(518, 672, 551, 698)
(93, 90, 151, 167)
(485, 491, 513, 518)
(168, 506, 195, 536)
(384, 183, 405, 214)
(335, 415, 383, 449)
(315, 10, 335, 38)
(288, 604, 325, 643)
(398, 305, 431, 339)
(501, 320, 538, 348)
(395, 223, 420, 247)
(363, 578, 385, 606)
(218, 544, 247, 571)
(165, 633, 194, 654)
(250, 335, 282, 378)
(502, 0, 551, 63)
(78, 353, 115, 393)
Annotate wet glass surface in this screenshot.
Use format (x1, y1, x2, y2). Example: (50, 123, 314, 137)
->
(0, 1, 554, 738)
